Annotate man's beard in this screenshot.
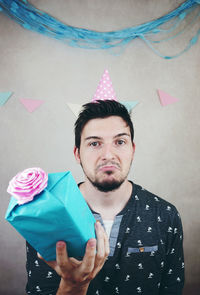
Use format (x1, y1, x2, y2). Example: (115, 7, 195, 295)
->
(87, 174, 125, 192)
(81, 163, 127, 192)
(80, 157, 133, 192)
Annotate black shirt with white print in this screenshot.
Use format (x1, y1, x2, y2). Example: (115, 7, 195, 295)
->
(26, 182, 184, 295)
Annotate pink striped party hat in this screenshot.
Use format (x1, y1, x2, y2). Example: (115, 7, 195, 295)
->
(92, 69, 117, 102)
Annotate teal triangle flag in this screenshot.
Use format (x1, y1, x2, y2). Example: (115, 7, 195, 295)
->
(0, 92, 13, 106)
(120, 101, 139, 112)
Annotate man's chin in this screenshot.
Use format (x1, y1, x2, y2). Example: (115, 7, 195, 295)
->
(90, 179, 124, 192)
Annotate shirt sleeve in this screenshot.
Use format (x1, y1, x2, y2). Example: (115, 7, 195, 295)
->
(26, 242, 61, 295)
(159, 209, 185, 295)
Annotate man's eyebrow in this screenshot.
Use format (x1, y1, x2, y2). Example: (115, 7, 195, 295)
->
(84, 136, 102, 141)
(84, 133, 130, 141)
(114, 133, 130, 138)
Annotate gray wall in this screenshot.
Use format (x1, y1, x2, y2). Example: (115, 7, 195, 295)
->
(0, 1, 199, 294)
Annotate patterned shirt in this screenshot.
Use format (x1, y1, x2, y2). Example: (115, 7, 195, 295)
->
(26, 182, 184, 295)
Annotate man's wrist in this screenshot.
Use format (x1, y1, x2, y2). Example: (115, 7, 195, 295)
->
(56, 278, 89, 295)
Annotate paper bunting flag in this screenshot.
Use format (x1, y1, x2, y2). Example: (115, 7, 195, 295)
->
(120, 101, 139, 112)
(67, 103, 82, 117)
(92, 69, 117, 102)
(20, 98, 44, 113)
(157, 89, 178, 106)
(0, 92, 13, 106)
(67, 101, 138, 117)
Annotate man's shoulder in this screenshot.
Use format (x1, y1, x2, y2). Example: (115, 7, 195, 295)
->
(132, 182, 179, 215)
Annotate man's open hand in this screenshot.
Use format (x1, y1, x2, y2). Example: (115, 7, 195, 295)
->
(38, 221, 109, 294)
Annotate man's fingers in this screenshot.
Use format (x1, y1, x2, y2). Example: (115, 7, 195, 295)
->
(38, 225, 109, 283)
(93, 221, 109, 276)
(69, 257, 82, 267)
(95, 221, 106, 262)
(104, 229, 110, 257)
(80, 239, 96, 275)
(56, 241, 69, 270)
(37, 252, 57, 269)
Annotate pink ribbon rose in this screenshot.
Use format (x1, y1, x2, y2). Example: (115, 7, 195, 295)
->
(7, 167, 48, 205)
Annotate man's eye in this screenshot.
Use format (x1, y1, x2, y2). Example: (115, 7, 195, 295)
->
(116, 139, 125, 145)
(90, 142, 100, 147)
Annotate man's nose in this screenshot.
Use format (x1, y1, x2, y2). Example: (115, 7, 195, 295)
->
(101, 143, 115, 160)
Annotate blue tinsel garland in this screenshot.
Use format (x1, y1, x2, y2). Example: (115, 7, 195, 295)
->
(0, 0, 199, 58)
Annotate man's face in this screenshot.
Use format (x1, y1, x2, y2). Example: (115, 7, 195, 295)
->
(74, 116, 135, 192)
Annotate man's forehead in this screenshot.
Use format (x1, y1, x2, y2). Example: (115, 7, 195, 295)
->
(81, 116, 131, 138)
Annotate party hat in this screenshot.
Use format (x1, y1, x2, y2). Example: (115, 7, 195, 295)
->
(92, 69, 117, 102)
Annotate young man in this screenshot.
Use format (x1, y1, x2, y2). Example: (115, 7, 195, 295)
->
(26, 100, 184, 295)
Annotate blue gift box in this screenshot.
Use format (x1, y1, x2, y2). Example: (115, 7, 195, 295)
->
(5, 171, 96, 261)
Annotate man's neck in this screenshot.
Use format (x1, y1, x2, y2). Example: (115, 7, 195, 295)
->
(79, 179, 133, 220)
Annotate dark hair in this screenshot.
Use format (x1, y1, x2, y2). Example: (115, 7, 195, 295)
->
(74, 100, 134, 149)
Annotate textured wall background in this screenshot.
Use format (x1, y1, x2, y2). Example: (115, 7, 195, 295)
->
(0, 1, 199, 294)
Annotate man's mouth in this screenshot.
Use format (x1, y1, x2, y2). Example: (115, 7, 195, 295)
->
(99, 165, 118, 172)
(96, 162, 120, 173)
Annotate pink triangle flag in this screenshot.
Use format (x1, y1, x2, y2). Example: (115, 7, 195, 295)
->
(157, 89, 178, 106)
(20, 98, 44, 113)
(92, 69, 117, 102)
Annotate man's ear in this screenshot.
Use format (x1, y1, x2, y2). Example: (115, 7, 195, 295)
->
(132, 142, 136, 160)
(132, 142, 136, 153)
(74, 146, 81, 164)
